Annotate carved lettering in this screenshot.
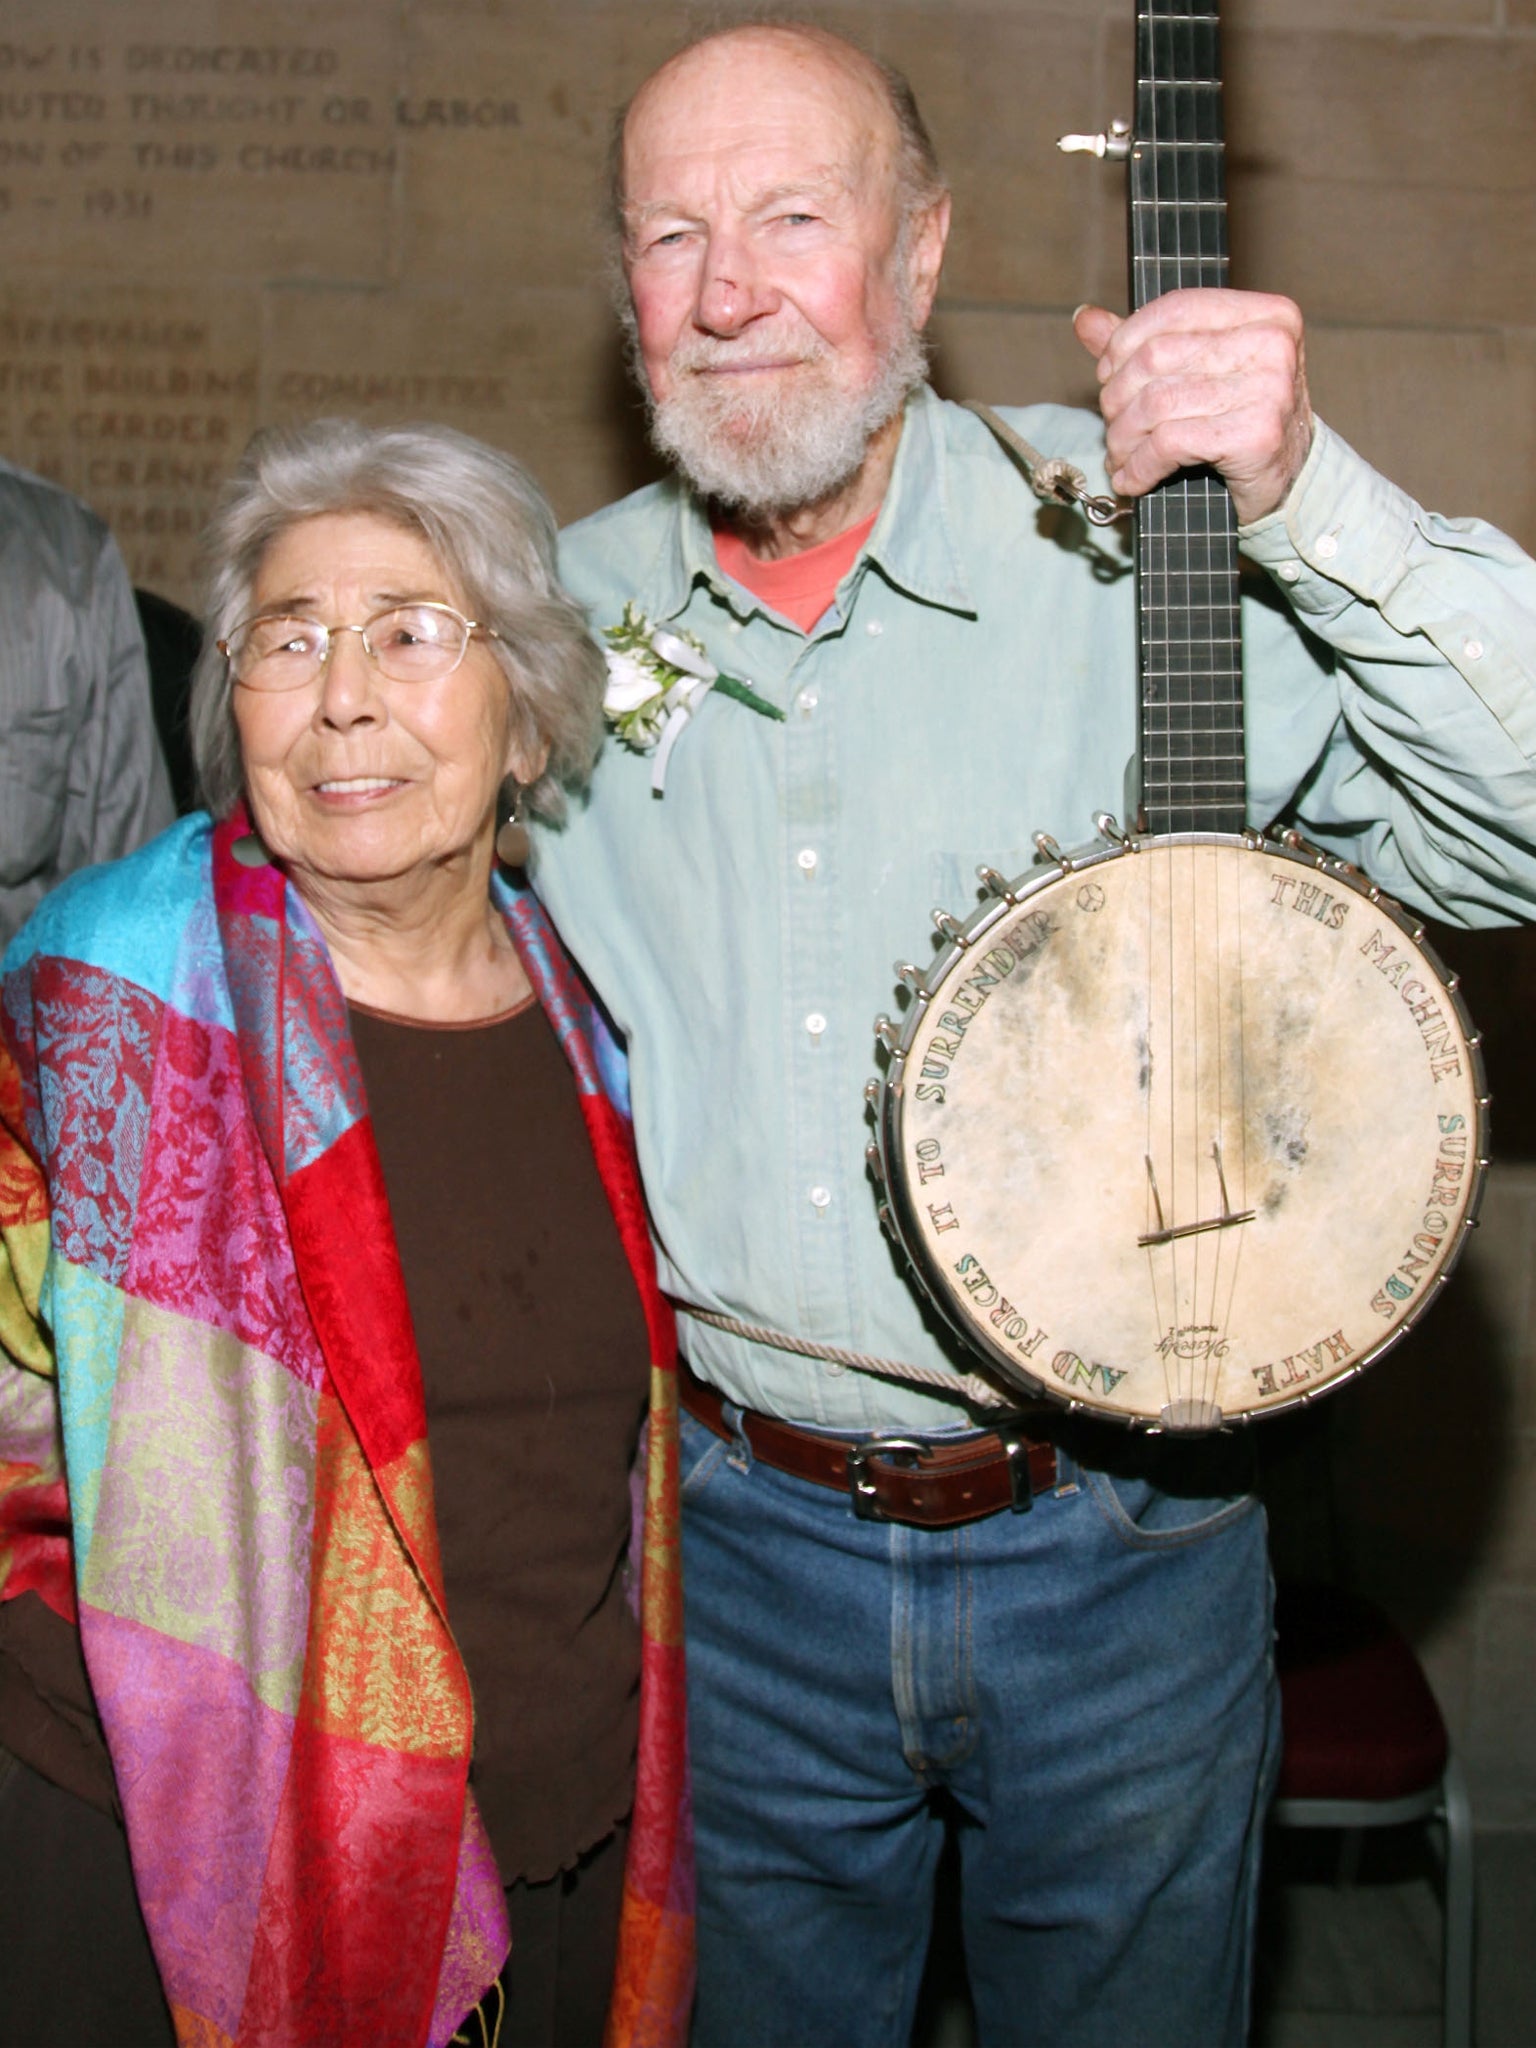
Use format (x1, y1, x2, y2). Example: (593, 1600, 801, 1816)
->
(395, 97, 519, 128)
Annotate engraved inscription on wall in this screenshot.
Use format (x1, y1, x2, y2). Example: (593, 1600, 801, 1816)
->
(0, 290, 262, 595)
(0, 18, 427, 275)
(0, 7, 545, 603)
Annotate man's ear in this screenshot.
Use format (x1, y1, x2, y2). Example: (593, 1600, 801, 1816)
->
(904, 193, 952, 329)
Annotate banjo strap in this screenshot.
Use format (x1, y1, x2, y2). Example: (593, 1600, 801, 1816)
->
(959, 401, 1125, 526)
(670, 1299, 1015, 1413)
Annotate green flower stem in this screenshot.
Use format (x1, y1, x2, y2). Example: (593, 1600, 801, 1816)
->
(712, 674, 787, 723)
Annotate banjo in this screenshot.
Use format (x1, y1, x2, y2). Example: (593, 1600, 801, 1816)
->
(866, 0, 1488, 1432)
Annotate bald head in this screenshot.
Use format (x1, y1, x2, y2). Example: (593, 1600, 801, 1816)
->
(611, 22, 946, 249)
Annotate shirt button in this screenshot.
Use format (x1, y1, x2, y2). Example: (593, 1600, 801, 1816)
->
(809, 1185, 832, 1212)
(795, 687, 818, 717)
(796, 848, 819, 876)
(805, 1011, 828, 1040)
(1464, 638, 1486, 661)
(865, 619, 884, 637)
(1277, 561, 1302, 584)
(1314, 533, 1340, 560)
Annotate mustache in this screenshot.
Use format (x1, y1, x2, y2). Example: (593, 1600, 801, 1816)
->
(670, 329, 831, 375)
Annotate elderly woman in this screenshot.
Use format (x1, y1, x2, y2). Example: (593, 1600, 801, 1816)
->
(0, 421, 691, 2048)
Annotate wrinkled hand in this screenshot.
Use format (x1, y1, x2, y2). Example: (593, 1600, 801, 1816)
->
(1074, 289, 1314, 526)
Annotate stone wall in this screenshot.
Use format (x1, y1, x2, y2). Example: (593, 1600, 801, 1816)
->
(4, 0, 1536, 1845)
(3, 0, 1533, 608)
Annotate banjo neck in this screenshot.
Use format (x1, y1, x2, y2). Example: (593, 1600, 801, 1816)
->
(1132, 0, 1244, 837)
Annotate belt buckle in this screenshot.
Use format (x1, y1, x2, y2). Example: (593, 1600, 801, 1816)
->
(846, 1435, 930, 1521)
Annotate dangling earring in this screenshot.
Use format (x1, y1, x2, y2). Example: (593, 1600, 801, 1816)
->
(495, 779, 530, 867)
(231, 830, 271, 868)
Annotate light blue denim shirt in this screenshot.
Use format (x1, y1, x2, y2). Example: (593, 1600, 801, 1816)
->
(535, 387, 1536, 1430)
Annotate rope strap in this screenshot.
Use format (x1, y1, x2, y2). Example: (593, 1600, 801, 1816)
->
(673, 1300, 1015, 1412)
(959, 401, 1126, 527)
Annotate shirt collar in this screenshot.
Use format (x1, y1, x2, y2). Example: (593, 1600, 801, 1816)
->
(630, 382, 977, 627)
(862, 385, 976, 616)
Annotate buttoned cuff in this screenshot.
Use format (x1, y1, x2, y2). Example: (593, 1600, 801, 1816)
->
(1238, 418, 1418, 614)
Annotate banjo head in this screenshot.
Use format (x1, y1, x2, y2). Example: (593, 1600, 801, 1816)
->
(869, 831, 1488, 1430)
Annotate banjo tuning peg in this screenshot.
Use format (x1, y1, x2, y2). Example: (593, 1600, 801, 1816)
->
(1057, 118, 1131, 161)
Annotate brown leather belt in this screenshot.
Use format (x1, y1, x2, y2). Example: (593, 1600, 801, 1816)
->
(679, 1361, 1058, 1528)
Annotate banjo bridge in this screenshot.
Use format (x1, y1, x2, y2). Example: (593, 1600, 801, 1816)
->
(1138, 1143, 1255, 1248)
(1138, 1209, 1257, 1249)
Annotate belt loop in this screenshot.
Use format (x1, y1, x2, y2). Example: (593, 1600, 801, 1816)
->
(720, 1397, 754, 1475)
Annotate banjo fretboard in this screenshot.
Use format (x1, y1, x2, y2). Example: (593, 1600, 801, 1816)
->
(1132, 0, 1243, 835)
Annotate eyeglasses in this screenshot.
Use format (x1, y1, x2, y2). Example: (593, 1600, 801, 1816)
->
(219, 602, 501, 692)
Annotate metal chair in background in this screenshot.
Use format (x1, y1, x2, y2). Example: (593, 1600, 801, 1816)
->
(1270, 1580, 1475, 2048)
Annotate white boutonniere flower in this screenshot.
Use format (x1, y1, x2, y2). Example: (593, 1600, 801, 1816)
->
(602, 602, 784, 793)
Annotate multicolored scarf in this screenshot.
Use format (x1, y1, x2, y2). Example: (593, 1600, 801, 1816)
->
(0, 813, 693, 2046)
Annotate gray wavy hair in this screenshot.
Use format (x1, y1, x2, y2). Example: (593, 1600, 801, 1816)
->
(189, 418, 606, 822)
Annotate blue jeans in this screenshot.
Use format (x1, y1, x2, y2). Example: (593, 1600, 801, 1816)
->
(679, 1407, 1279, 2048)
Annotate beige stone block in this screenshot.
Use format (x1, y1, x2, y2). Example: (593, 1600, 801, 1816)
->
(1231, 0, 1499, 24)
(1, 1, 400, 284)
(1232, 180, 1536, 332)
(261, 281, 658, 531)
(1304, 323, 1536, 559)
(1467, 1587, 1536, 1825)
(927, 307, 1102, 411)
(0, 280, 261, 604)
(397, 2, 691, 292)
(1224, 31, 1536, 326)
(1226, 30, 1534, 194)
(889, 7, 1119, 312)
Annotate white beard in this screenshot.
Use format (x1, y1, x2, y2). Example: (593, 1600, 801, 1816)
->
(644, 314, 928, 522)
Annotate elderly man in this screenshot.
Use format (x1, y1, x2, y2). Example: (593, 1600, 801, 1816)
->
(532, 21, 1536, 2046)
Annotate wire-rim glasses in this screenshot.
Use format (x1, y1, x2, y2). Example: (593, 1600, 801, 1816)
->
(219, 601, 501, 692)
